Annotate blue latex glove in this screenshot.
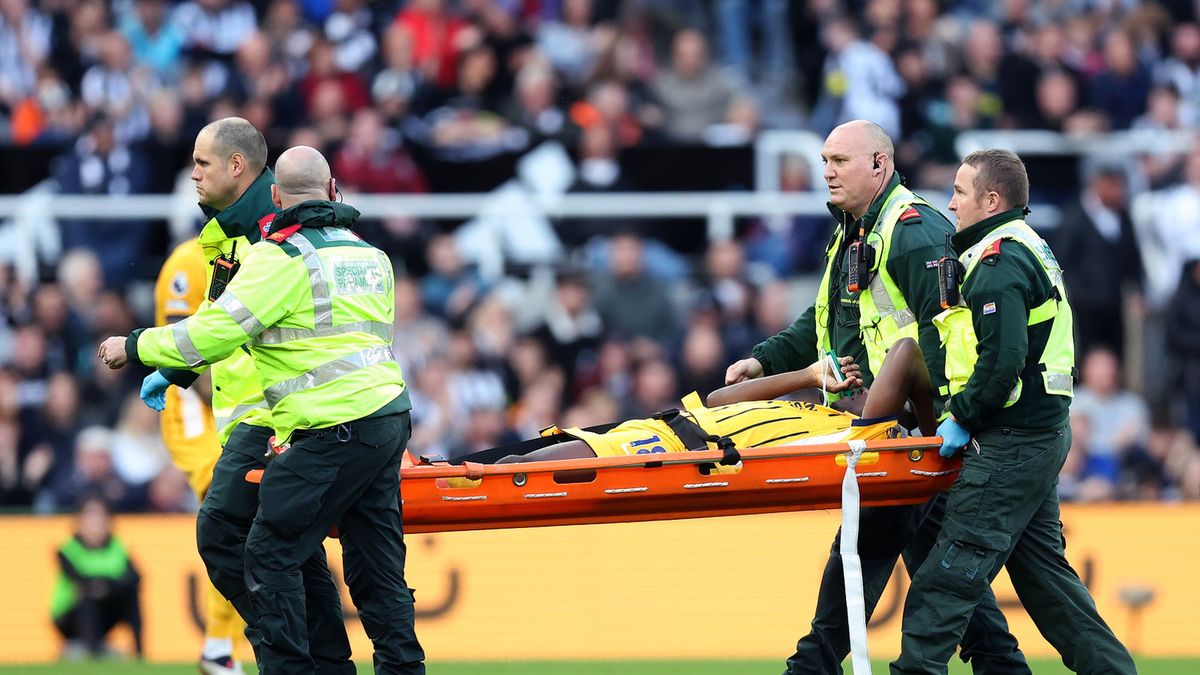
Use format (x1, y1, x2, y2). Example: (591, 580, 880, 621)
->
(140, 371, 170, 412)
(937, 417, 970, 458)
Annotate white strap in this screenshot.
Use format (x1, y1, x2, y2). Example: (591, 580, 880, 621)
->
(841, 439, 873, 675)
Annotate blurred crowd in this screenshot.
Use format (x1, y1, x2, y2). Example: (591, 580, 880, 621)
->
(2, 0, 1200, 512)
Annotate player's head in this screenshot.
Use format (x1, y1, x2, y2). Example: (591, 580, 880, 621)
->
(950, 149, 1029, 231)
(191, 117, 268, 211)
(272, 145, 335, 209)
(821, 120, 893, 218)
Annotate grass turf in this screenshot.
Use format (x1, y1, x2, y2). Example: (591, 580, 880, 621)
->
(0, 660, 1196, 674)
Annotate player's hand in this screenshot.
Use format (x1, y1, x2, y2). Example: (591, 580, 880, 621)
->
(97, 337, 128, 369)
(140, 371, 170, 412)
(937, 417, 970, 458)
(807, 355, 861, 392)
(725, 357, 763, 385)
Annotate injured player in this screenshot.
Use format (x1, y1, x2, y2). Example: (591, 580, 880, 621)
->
(496, 337, 936, 464)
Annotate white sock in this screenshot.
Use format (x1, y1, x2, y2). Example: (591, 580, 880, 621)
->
(202, 637, 234, 660)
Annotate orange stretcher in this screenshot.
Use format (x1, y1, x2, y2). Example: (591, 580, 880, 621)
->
(398, 437, 960, 534)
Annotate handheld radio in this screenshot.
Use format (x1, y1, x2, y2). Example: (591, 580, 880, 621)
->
(208, 240, 241, 301)
(846, 225, 875, 294)
(938, 232, 963, 309)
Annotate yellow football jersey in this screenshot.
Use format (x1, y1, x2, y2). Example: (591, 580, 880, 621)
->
(562, 393, 897, 459)
(155, 238, 221, 496)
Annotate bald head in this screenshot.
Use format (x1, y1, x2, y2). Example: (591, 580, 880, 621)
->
(273, 145, 334, 208)
(821, 120, 897, 218)
(830, 120, 895, 158)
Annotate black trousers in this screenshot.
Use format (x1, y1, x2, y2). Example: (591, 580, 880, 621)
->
(245, 412, 424, 675)
(784, 492, 1030, 675)
(196, 423, 353, 673)
(54, 580, 143, 657)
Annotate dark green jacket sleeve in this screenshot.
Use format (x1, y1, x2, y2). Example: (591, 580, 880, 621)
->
(752, 304, 818, 376)
(948, 252, 1034, 430)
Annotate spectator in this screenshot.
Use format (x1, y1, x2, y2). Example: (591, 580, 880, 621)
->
(299, 37, 370, 118)
(530, 268, 603, 392)
(394, 0, 471, 90)
(1154, 23, 1200, 127)
(504, 62, 569, 143)
(41, 426, 136, 513)
(623, 356, 678, 419)
(1031, 69, 1082, 132)
(1072, 347, 1152, 490)
(372, 23, 420, 124)
(50, 496, 143, 660)
(15, 372, 82, 507)
(79, 31, 154, 142)
(1055, 163, 1142, 355)
(1167, 259, 1200, 443)
(171, 0, 257, 60)
(714, 0, 793, 86)
(591, 231, 680, 347)
(52, 116, 154, 288)
(809, 15, 903, 138)
(109, 395, 168, 493)
(322, 0, 377, 73)
(1133, 83, 1186, 188)
(569, 78, 644, 148)
(537, 0, 603, 88)
(1090, 30, 1152, 130)
(421, 234, 487, 320)
(652, 28, 736, 143)
(0, 0, 52, 108)
(334, 108, 428, 195)
(677, 324, 725, 398)
(119, 0, 184, 78)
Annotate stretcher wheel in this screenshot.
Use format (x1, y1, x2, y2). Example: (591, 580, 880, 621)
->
(513, 473, 527, 487)
(908, 448, 923, 462)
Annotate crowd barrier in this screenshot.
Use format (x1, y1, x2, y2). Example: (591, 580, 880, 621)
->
(1, 504, 1196, 663)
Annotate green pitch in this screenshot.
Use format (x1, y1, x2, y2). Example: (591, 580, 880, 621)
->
(1, 660, 1196, 674)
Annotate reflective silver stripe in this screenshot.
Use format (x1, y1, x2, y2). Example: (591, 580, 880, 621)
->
(215, 290, 265, 337)
(1044, 371, 1074, 395)
(255, 320, 392, 345)
(172, 320, 206, 367)
(264, 344, 397, 407)
(286, 231, 333, 328)
(214, 401, 269, 430)
(867, 275, 917, 329)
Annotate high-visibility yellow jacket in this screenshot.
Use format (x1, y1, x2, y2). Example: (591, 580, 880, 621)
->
(159, 170, 278, 444)
(130, 200, 408, 443)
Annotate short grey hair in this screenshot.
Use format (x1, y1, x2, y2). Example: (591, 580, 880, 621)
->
(204, 117, 268, 173)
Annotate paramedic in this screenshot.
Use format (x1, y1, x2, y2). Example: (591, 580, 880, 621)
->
(137, 118, 352, 672)
(724, 120, 1027, 674)
(891, 150, 1134, 674)
(98, 145, 423, 674)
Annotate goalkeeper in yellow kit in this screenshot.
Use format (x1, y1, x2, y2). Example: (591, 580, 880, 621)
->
(148, 238, 246, 675)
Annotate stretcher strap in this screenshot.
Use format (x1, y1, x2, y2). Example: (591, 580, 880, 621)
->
(840, 439, 873, 675)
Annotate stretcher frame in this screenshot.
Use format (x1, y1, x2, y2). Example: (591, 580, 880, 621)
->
(399, 437, 960, 534)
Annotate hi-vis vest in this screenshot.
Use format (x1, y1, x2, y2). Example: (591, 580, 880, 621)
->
(815, 184, 932, 400)
(195, 217, 272, 444)
(136, 223, 406, 443)
(934, 219, 1075, 405)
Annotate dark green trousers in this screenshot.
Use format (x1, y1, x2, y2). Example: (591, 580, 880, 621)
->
(196, 423, 353, 673)
(245, 412, 424, 675)
(891, 425, 1136, 675)
(784, 494, 1028, 675)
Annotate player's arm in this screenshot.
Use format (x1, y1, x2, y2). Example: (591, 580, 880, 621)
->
(708, 355, 860, 406)
(887, 213, 952, 404)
